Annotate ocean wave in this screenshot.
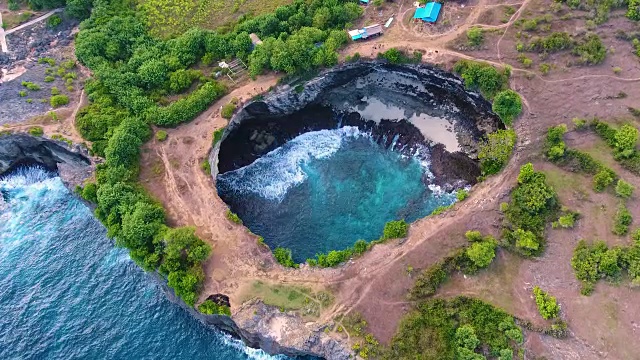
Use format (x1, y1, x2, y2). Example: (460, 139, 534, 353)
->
(220, 332, 290, 360)
(218, 126, 370, 202)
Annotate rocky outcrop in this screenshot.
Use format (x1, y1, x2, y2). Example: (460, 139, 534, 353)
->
(155, 273, 349, 360)
(215, 61, 502, 188)
(0, 133, 92, 186)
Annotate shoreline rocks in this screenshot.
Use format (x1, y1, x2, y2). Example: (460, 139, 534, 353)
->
(215, 61, 502, 189)
(0, 133, 92, 187)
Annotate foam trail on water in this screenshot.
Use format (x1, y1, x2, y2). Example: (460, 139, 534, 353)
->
(218, 126, 370, 202)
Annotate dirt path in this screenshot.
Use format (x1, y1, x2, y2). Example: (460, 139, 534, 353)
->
(4, 8, 63, 35)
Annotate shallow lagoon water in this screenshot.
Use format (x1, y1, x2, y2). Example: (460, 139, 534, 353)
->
(0, 167, 288, 360)
(217, 127, 457, 263)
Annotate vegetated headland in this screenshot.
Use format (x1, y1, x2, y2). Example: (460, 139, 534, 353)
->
(2, 0, 640, 358)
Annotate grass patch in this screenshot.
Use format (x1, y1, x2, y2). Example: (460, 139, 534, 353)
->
(240, 281, 332, 317)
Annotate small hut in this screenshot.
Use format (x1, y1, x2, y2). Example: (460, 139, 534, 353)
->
(348, 24, 383, 41)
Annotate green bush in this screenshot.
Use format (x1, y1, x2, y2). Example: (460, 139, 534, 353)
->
(492, 90, 522, 126)
(453, 60, 510, 99)
(212, 128, 225, 146)
(19, 90, 27, 97)
(570, 240, 639, 294)
(148, 81, 227, 127)
(552, 210, 579, 229)
(385, 297, 522, 359)
(628, 0, 640, 20)
(503, 163, 558, 256)
(615, 179, 634, 198)
(308, 239, 369, 267)
(156, 130, 168, 141)
(381, 220, 408, 240)
(467, 27, 484, 47)
(198, 299, 231, 315)
(273, 247, 298, 268)
(28, 126, 44, 136)
(47, 14, 62, 28)
(614, 124, 638, 154)
(466, 238, 497, 269)
(51, 87, 60, 95)
(410, 263, 448, 299)
(478, 129, 517, 175)
(528, 32, 574, 53)
(593, 169, 614, 192)
(38, 57, 56, 66)
(573, 34, 607, 65)
(226, 210, 242, 224)
(21, 81, 41, 91)
(44, 76, 55, 82)
(613, 203, 632, 236)
(50, 94, 70, 107)
(221, 102, 236, 119)
(544, 124, 567, 161)
(533, 286, 560, 319)
(377, 48, 419, 64)
(456, 189, 469, 201)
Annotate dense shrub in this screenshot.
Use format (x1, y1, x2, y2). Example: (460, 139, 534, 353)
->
(503, 163, 558, 256)
(593, 169, 615, 192)
(571, 239, 640, 294)
(629, 0, 640, 20)
(467, 27, 484, 47)
(453, 60, 510, 99)
(28, 126, 44, 136)
(492, 90, 522, 126)
(273, 247, 298, 268)
(198, 299, 231, 315)
(527, 32, 574, 53)
(50, 94, 70, 107)
(478, 129, 517, 176)
(466, 235, 498, 269)
(544, 124, 567, 161)
(573, 34, 607, 65)
(149, 81, 227, 127)
(384, 297, 522, 359)
(613, 203, 633, 235)
(552, 210, 579, 229)
(307, 239, 369, 268)
(615, 179, 634, 198)
(533, 286, 560, 319)
(381, 220, 408, 240)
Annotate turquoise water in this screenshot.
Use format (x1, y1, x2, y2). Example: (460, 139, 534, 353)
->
(217, 127, 457, 263)
(0, 167, 288, 360)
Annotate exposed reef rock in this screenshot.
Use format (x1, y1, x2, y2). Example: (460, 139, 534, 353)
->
(157, 274, 349, 360)
(215, 61, 502, 188)
(0, 134, 92, 187)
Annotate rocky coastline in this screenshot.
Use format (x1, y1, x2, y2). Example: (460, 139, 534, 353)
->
(0, 133, 92, 187)
(214, 61, 502, 189)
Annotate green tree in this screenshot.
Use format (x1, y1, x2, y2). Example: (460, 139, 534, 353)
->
(478, 129, 517, 175)
(466, 239, 497, 268)
(273, 247, 297, 268)
(593, 169, 614, 192)
(614, 124, 638, 154)
(492, 90, 522, 126)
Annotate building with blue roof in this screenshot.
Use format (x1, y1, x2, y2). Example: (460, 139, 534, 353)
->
(413, 2, 442, 23)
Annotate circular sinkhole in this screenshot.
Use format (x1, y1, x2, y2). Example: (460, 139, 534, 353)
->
(214, 62, 502, 263)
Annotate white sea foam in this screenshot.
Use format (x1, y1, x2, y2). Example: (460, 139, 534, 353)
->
(220, 331, 290, 359)
(218, 126, 370, 202)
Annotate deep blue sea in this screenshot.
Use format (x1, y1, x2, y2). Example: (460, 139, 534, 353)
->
(217, 127, 457, 262)
(0, 167, 287, 360)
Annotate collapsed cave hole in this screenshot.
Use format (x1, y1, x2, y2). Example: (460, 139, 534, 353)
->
(214, 62, 503, 263)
